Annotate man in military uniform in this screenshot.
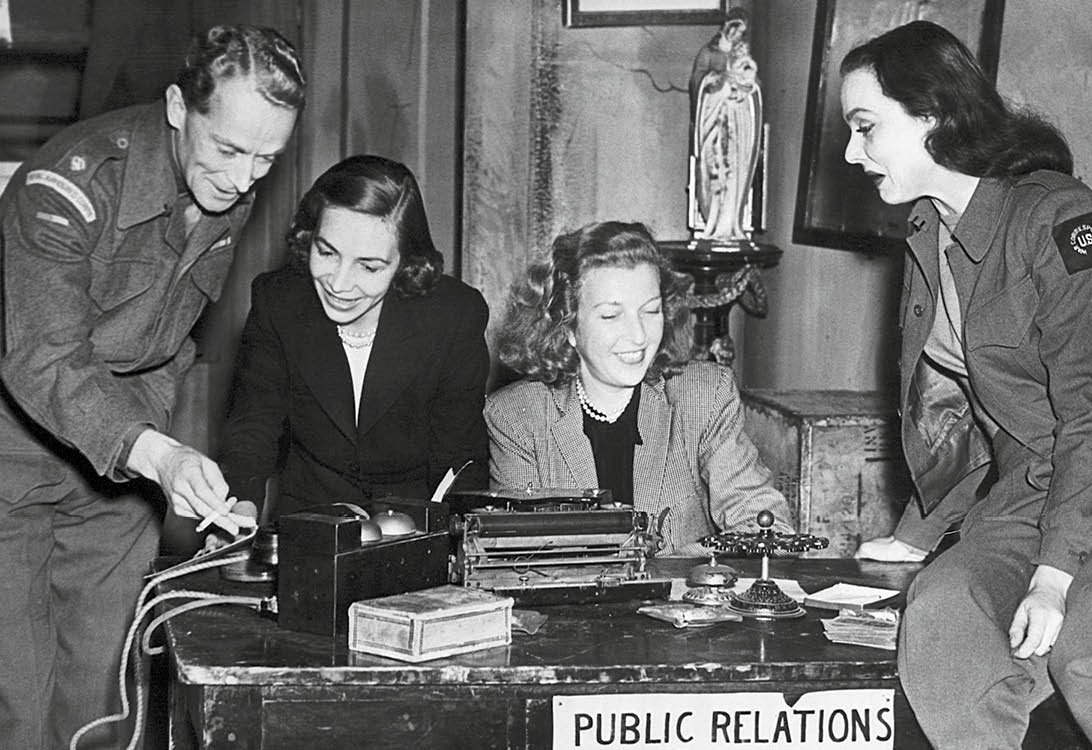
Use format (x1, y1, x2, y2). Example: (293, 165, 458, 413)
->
(0, 25, 304, 749)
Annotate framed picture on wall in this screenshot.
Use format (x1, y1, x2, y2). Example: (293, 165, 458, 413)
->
(792, 0, 1005, 253)
(563, 0, 727, 28)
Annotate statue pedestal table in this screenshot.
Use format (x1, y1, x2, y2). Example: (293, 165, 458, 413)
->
(659, 239, 781, 366)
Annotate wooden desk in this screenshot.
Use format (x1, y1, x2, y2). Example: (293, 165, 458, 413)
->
(159, 557, 930, 749)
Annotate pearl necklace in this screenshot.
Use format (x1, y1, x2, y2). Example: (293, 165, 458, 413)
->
(337, 325, 377, 349)
(575, 378, 632, 423)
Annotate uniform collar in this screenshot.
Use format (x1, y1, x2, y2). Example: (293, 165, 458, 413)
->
(117, 104, 179, 229)
(905, 201, 939, 290)
(116, 103, 254, 230)
(906, 177, 1010, 265)
(950, 177, 1009, 262)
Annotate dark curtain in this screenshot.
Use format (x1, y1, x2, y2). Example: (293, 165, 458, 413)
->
(78, 0, 194, 118)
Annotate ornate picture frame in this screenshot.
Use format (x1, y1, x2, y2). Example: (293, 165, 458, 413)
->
(792, 0, 1005, 253)
(563, 0, 728, 28)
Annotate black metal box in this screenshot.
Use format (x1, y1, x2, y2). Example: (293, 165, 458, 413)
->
(277, 504, 451, 637)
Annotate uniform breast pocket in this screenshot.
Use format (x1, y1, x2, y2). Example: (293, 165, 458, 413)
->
(88, 258, 158, 312)
(0, 453, 67, 506)
(964, 275, 1037, 351)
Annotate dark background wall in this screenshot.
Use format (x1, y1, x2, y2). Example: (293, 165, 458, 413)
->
(1, 0, 462, 455)
(460, 0, 1092, 397)
(742, 0, 1092, 393)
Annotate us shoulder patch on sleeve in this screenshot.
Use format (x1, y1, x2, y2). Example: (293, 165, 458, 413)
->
(25, 169, 96, 223)
(1054, 213, 1092, 274)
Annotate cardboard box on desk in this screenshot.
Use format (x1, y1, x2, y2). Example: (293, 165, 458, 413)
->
(740, 389, 913, 558)
(348, 585, 513, 662)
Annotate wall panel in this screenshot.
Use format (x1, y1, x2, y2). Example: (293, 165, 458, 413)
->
(742, 0, 1092, 394)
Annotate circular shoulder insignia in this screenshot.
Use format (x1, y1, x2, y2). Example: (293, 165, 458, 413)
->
(69, 156, 86, 172)
(115, 136, 129, 150)
(1052, 211, 1092, 275)
(1069, 223, 1092, 255)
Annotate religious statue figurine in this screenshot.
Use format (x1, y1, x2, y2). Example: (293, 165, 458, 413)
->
(688, 8, 763, 245)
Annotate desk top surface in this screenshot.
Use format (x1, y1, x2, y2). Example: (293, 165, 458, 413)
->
(157, 558, 919, 688)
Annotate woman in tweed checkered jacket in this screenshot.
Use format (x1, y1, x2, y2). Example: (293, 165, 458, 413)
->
(485, 221, 792, 555)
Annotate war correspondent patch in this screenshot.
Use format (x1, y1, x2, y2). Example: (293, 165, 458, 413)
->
(26, 170, 96, 223)
(1054, 213, 1092, 274)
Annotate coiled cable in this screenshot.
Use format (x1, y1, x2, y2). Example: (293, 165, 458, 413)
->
(69, 551, 274, 750)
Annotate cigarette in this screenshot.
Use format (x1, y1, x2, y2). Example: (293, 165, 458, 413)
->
(196, 497, 238, 533)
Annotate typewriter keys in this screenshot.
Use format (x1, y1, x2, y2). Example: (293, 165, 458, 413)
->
(445, 487, 612, 514)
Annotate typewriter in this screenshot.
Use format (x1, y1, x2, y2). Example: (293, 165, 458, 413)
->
(446, 487, 672, 606)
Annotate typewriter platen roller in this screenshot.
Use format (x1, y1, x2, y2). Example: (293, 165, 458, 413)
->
(447, 488, 672, 606)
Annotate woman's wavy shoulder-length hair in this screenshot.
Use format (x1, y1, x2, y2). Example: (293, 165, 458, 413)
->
(286, 154, 443, 297)
(498, 220, 693, 385)
(840, 20, 1071, 178)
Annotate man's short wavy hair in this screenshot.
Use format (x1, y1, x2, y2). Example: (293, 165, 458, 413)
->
(498, 221, 693, 385)
(285, 155, 443, 298)
(176, 25, 306, 114)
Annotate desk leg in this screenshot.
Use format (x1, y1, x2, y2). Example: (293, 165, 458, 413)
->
(168, 680, 198, 750)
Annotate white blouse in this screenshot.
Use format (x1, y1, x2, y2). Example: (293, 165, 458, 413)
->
(341, 342, 374, 423)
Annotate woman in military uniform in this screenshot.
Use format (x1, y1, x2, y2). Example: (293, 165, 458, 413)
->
(840, 20, 1092, 749)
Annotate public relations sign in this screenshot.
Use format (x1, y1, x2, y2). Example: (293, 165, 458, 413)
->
(553, 689, 894, 750)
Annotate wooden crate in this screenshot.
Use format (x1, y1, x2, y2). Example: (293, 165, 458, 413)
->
(740, 389, 912, 558)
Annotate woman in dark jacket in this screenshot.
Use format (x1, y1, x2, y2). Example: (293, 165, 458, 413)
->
(219, 155, 489, 520)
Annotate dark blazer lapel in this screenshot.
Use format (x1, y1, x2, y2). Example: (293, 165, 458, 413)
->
(551, 382, 598, 488)
(634, 380, 671, 511)
(293, 281, 358, 442)
(357, 292, 426, 438)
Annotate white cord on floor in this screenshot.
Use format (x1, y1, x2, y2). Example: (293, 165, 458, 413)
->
(68, 552, 273, 750)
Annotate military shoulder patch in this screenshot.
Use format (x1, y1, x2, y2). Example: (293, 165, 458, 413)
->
(25, 170, 96, 223)
(1053, 213, 1092, 274)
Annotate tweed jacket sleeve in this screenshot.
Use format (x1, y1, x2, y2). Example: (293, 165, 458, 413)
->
(485, 364, 794, 554)
(666, 362, 795, 535)
(485, 380, 556, 491)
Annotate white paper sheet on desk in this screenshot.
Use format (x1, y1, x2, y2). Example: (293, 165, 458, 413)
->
(804, 582, 899, 610)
